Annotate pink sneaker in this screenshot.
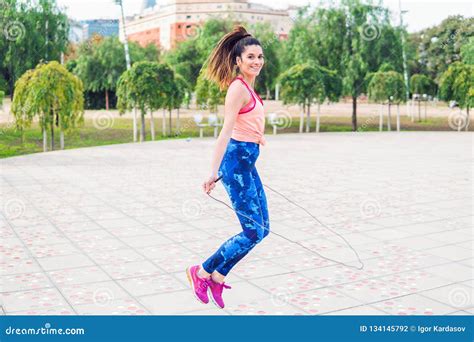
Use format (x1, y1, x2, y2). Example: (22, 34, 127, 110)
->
(186, 265, 210, 304)
(208, 279, 232, 309)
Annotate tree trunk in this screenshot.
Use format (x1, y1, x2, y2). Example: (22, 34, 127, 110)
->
(140, 111, 146, 142)
(316, 103, 320, 133)
(379, 104, 383, 131)
(50, 112, 55, 151)
(352, 96, 357, 131)
(177, 108, 180, 135)
(387, 101, 391, 131)
(418, 100, 421, 121)
(169, 109, 172, 136)
(42, 123, 48, 152)
(306, 103, 311, 133)
(424, 100, 427, 121)
(150, 110, 155, 141)
(396, 103, 400, 132)
(266, 87, 270, 100)
(299, 103, 305, 133)
(105, 90, 109, 111)
(59, 120, 64, 149)
(466, 107, 470, 132)
(162, 109, 166, 136)
(133, 107, 137, 142)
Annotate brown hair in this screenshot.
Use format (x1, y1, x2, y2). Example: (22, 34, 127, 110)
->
(204, 25, 261, 91)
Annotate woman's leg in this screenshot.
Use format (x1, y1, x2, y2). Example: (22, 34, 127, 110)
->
(214, 165, 270, 276)
(201, 145, 269, 277)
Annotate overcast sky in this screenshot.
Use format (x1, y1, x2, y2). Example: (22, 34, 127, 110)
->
(57, 0, 473, 32)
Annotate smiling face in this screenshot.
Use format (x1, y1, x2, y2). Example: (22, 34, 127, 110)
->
(236, 44, 264, 78)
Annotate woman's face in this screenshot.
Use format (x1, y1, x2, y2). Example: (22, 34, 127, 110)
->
(236, 44, 264, 77)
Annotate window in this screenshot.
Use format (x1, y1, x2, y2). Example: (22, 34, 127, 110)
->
(186, 15, 191, 19)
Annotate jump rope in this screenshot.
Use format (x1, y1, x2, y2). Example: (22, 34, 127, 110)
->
(206, 159, 365, 271)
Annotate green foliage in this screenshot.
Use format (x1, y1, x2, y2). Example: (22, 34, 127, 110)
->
(195, 71, 225, 112)
(439, 62, 474, 110)
(163, 18, 234, 91)
(278, 63, 341, 107)
(461, 37, 474, 65)
(368, 71, 406, 103)
(0, 0, 70, 96)
(378, 63, 396, 72)
(116, 61, 176, 115)
(0, 90, 4, 106)
(71, 36, 159, 108)
(411, 15, 474, 81)
(410, 74, 436, 95)
(11, 61, 84, 134)
(173, 73, 192, 109)
(251, 22, 281, 98)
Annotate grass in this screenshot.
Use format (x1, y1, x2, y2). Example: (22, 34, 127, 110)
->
(0, 115, 470, 159)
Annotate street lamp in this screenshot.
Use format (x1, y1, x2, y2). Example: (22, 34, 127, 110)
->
(398, 0, 411, 122)
(115, 0, 137, 141)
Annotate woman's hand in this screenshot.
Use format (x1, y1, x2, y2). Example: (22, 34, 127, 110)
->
(203, 174, 218, 194)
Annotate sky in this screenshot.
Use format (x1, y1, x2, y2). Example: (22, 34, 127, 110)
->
(57, 0, 473, 33)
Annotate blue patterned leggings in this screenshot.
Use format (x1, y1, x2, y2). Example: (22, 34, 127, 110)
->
(202, 138, 270, 276)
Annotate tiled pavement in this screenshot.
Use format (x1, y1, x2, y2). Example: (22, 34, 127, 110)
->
(0, 131, 472, 316)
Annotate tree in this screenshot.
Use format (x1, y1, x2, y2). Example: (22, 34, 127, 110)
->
(195, 71, 225, 113)
(412, 16, 474, 81)
(368, 71, 405, 130)
(72, 36, 159, 110)
(163, 39, 202, 91)
(117, 62, 175, 141)
(11, 61, 84, 151)
(173, 73, 192, 135)
(278, 63, 341, 133)
(461, 37, 474, 65)
(251, 22, 281, 99)
(439, 62, 473, 131)
(410, 74, 436, 121)
(163, 18, 234, 91)
(0, 0, 69, 98)
(340, 0, 399, 131)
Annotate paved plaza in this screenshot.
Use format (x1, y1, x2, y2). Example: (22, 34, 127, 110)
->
(0, 132, 472, 315)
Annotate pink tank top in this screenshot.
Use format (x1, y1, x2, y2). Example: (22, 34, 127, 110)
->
(229, 76, 266, 146)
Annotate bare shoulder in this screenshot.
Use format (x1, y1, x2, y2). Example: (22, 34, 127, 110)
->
(226, 79, 250, 106)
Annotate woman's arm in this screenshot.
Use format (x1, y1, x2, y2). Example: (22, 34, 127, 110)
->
(203, 81, 249, 193)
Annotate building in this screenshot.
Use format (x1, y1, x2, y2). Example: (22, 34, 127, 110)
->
(120, 0, 294, 50)
(81, 19, 119, 40)
(68, 19, 86, 44)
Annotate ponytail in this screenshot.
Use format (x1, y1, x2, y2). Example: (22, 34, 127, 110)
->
(204, 25, 261, 91)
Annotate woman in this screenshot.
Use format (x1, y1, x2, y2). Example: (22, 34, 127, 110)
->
(186, 25, 269, 309)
